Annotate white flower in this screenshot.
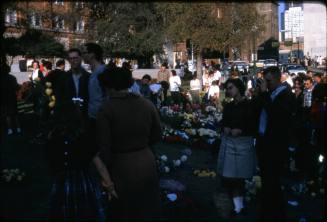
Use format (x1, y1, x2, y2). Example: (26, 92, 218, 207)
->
(2, 169, 9, 173)
(17, 175, 23, 181)
(181, 155, 188, 162)
(173, 159, 181, 167)
(164, 166, 170, 173)
(160, 155, 168, 162)
(205, 106, 216, 112)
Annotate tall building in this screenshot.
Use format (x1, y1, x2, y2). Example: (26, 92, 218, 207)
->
(285, 1, 303, 10)
(303, 3, 327, 58)
(283, 6, 304, 42)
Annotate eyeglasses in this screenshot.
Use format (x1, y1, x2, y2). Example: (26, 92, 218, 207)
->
(226, 86, 234, 90)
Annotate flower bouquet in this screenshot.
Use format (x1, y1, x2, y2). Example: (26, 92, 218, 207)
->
(1, 168, 26, 185)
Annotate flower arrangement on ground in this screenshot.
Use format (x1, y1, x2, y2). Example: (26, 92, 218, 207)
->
(1, 168, 26, 183)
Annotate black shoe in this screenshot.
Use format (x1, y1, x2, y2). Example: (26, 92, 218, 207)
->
(230, 208, 247, 217)
(239, 207, 248, 215)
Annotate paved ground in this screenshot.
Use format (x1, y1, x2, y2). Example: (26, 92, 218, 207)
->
(0, 110, 325, 221)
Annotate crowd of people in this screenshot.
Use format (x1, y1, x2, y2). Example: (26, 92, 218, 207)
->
(1, 42, 326, 221)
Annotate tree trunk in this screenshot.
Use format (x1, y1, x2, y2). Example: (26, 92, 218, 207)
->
(196, 49, 202, 82)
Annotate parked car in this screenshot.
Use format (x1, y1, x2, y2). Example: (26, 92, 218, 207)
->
(263, 59, 278, 68)
(285, 64, 306, 76)
(231, 61, 249, 73)
(249, 59, 265, 68)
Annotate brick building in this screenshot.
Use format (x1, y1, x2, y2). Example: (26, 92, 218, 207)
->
(4, 0, 90, 50)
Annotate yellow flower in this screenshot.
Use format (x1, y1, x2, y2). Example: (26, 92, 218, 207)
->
(45, 88, 53, 96)
(45, 82, 52, 88)
(193, 170, 200, 175)
(48, 101, 56, 108)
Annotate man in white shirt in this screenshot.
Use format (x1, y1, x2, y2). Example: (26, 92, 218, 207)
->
(213, 67, 222, 83)
(207, 80, 220, 105)
(169, 70, 182, 105)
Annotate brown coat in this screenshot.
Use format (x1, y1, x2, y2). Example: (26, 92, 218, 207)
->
(157, 69, 170, 82)
(96, 92, 162, 221)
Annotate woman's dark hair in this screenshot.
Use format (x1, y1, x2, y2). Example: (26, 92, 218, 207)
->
(142, 74, 151, 81)
(56, 59, 65, 67)
(84, 42, 103, 62)
(161, 62, 168, 68)
(98, 67, 134, 91)
(122, 61, 131, 70)
(293, 76, 303, 88)
(32, 60, 39, 67)
(44, 61, 53, 70)
(224, 78, 245, 96)
(171, 70, 177, 76)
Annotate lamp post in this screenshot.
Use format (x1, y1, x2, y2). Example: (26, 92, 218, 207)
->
(251, 25, 258, 76)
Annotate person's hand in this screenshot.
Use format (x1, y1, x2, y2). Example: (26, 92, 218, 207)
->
(230, 128, 242, 137)
(102, 180, 118, 201)
(223, 127, 231, 135)
(257, 78, 267, 93)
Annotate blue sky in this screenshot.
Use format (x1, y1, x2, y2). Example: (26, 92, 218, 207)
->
(278, 2, 285, 31)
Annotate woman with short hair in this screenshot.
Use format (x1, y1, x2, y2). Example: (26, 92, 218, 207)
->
(96, 67, 162, 221)
(217, 78, 257, 218)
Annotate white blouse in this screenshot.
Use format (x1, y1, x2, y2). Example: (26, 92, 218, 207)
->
(169, 75, 181, 92)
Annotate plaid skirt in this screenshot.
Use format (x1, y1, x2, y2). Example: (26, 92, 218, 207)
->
(217, 135, 256, 179)
(48, 168, 106, 221)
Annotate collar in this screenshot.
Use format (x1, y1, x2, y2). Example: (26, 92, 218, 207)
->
(270, 85, 287, 101)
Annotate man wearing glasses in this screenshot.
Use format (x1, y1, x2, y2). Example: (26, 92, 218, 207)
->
(62, 48, 90, 117)
(81, 43, 107, 123)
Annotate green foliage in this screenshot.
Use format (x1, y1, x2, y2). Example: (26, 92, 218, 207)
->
(89, 2, 165, 58)
(15, 30, 65, 58)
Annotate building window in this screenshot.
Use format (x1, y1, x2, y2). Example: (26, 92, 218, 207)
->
(54, 16, 65, 30)
(75, 1, 85, 8)
(54, 0, 64, 5)
(5, 9, 17, 25)
(75, 20, 84, 32)
(30, 12, 42, 27)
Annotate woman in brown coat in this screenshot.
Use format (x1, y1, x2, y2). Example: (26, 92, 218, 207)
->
(96, 67, 162, 221)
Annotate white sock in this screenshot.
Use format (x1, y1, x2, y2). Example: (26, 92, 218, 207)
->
(233, 196, 244, 213)
(238, 196, 244, 210)
(233, 197, 241, 213)
(7, 129, 13, 135)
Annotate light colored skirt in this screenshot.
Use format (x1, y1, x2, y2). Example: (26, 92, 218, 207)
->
(217, 134, 256, 178)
